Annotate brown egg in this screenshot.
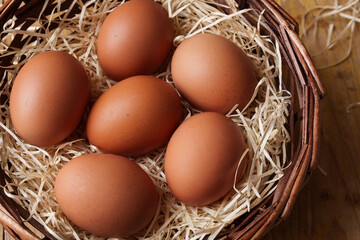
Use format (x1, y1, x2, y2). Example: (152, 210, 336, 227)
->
(9, 51, 90, 147)
(97, 0, 174, 81)
(164, 112, 247, 206)
(86, 75, 182, 156)
(171, 33, 257, 114)
(55, 154, 158, 238)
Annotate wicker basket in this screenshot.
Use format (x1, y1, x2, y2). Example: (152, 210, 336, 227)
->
(0, 0, 324, 239)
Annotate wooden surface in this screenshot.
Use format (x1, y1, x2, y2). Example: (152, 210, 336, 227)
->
(0, 0, 360, 239)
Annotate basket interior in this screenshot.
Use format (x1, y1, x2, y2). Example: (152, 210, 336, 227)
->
(0, 0, 324, 239)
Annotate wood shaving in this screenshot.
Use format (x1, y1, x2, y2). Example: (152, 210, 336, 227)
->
(301, 0, 360, 70)
(300, 0, 360, 111)
(0, 0, 290, 239)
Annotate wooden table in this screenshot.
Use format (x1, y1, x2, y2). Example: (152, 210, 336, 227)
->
(0, 0, 359, 239)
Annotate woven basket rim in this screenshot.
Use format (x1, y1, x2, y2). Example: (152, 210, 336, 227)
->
(0, 0, 325, 239)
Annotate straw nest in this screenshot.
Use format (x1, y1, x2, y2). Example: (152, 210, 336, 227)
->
(0, 0, 308, 239)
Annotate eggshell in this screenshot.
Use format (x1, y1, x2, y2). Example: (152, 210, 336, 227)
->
(171, 33, 257, 114)
(86, 75, 182, 156)
(9, 51, 90, 147)
(164, 112, 247, 206)
(55, 154, 158, 238)
(97, 0, 174, 81)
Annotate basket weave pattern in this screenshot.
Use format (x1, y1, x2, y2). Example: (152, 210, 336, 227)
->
(0, 0, 324, 239)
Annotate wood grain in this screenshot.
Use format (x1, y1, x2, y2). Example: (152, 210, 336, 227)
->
(0, 0, 359, 239)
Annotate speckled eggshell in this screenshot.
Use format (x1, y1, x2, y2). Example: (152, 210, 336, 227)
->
(97, 0, 174, 81)
(171, 33, 257, 114)
(164, 112, 248, 206)
(86, 75, 182, 156)
(54, 153, 158, 238)
(9, 51, 90, 147)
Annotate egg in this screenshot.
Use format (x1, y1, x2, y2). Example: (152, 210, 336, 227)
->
(171, 33, 257, 114)
(9, 51, 90, 147)
(86, 75, 182, 156)
(164, 112, 248, 206)
(97, 0, 174, 81)
(55, 154, 158, 238)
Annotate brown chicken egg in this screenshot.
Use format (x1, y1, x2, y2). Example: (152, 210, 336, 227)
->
(171, 33, 257, 114)
(165, 112, 248, 206)
(86, 75, 182, 156)
(97, 0, 174, 81)
(9, 51, 90, 147)
(55, 153, 158, 238)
